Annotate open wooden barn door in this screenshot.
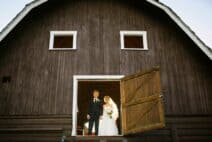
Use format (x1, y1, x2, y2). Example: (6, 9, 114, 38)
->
(120, 67, 165, 135)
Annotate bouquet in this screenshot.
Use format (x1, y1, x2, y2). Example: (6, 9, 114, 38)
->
(107, 110, 113, 119)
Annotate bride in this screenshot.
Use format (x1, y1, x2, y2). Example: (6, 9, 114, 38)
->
(98, 96, 119, 136)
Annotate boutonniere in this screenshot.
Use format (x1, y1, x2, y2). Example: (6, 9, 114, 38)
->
(93, 98, 100, 102)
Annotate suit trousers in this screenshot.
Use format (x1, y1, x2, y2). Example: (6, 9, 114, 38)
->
(88, 117, 99, 135)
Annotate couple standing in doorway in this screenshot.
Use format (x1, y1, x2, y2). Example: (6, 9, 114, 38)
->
(87, 90, 119, 136)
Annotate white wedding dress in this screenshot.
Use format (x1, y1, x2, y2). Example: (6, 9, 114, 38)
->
(98, 105, 118, 136)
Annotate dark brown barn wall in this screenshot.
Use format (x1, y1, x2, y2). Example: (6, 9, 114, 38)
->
(0, 1, 212, 115)
(0, 0, 211, 116)
(0, 0, 212, 141)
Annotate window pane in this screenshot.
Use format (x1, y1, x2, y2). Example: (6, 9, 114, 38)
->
(124, 36, 144, 49)
(53, 36, 73, 48)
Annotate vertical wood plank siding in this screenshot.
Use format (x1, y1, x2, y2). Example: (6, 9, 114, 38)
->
(0, 0, 211, 117)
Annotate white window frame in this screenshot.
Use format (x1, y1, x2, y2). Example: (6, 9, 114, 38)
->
(120, 31, 148, 50)
(49, 31, 77, 50)
(72, 75, 124, 136)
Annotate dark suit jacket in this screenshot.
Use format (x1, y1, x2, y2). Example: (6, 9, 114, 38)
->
(88, 98, 103, 119)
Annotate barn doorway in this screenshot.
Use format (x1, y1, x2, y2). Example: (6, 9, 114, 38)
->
(72, 75, 124, 136)
(72, 68, 165, 136)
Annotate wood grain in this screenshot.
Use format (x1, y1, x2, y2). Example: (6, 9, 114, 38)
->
(0, 0, 211, 141)
(121, 69, 165, 135)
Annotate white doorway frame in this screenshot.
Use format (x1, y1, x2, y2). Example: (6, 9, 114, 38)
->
(72, 75, 124, 136)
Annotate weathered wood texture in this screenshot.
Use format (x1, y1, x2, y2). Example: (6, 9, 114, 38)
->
(121, 68, 165, 134)
(0, 0, 211, 116)
(0, 115, 211, 142)
(0, 115, 72, 142)
(0, 0, 212, 141)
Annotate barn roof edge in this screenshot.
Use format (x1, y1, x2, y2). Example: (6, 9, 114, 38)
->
(0, 0, 211, 60)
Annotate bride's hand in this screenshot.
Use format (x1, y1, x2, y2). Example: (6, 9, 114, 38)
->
(99, 115, 103, 120)
(87, 114, 90, 120)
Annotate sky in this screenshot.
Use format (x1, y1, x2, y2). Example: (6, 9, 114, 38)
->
(0, 0, 211, 48)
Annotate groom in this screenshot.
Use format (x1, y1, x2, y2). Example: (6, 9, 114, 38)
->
(87, 89, 103, 135)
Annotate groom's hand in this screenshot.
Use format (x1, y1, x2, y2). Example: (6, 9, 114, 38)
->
(99, 115, 103, 120)
(87, 114, 90, 120)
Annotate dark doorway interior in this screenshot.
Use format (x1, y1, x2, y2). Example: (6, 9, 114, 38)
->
(77, 81, 121, 135)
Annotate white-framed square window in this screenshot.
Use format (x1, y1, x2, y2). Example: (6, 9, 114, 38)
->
(49, 31, 77, 50)
(120, 31, 148, 50)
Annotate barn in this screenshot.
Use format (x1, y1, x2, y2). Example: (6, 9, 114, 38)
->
(0, 0, 212, 141)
